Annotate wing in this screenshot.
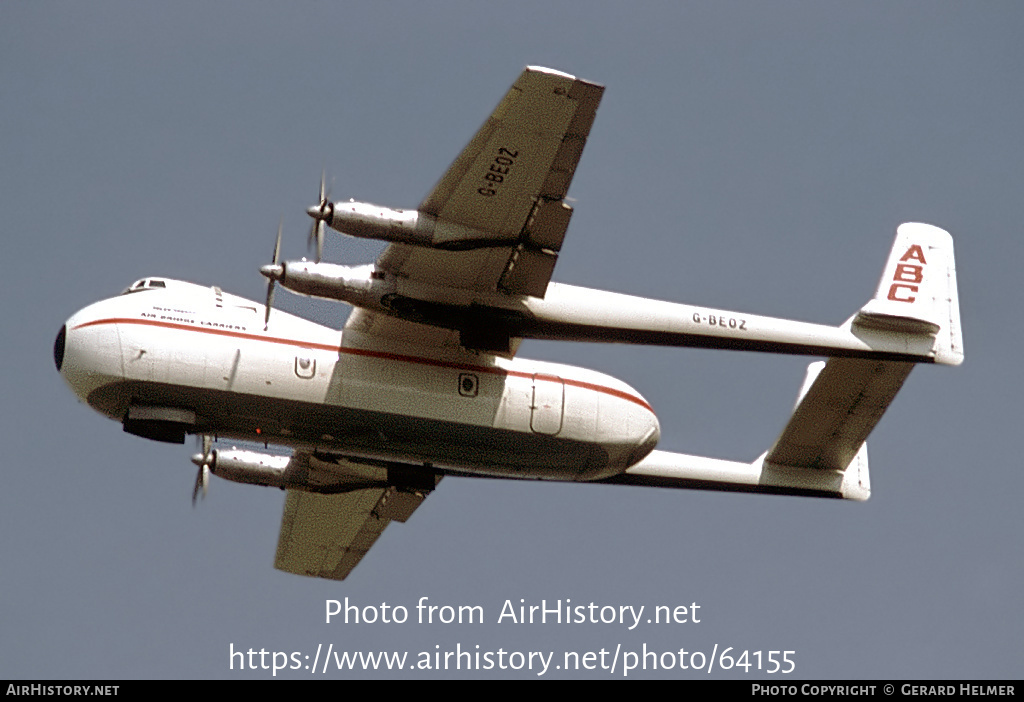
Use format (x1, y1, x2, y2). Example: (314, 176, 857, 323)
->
(342, 301, 523, 356)
(274, 488, 393, 581)
(273, 454, 439, 581)
(343, 305, 463, 352)
(378, 66, 604, 299)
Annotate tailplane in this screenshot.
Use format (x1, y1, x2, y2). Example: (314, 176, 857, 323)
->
(597, 223, 962, 501)
(606, 357, 904, 501)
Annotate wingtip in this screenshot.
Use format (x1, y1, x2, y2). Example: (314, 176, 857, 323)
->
(525, 65, 577, 80)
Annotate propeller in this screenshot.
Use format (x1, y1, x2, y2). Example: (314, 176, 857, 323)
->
(306, 170, 330, 263)
(190, 434, 214, 506)
(262, 219, 283, 330)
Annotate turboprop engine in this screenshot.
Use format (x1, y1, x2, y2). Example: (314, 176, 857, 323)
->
(260, 261, 380, 308)
(192, 449, 293, 489)
(190, 448, 438, 495)
(189, 447, 441, 523)
(311, 200, 505, 250)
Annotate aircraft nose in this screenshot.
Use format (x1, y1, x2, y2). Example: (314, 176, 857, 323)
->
(54, 309, 125, 406)
(54, 324, 66, 373)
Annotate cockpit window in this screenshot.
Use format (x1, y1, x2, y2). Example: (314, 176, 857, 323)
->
(121, 278, 166, 294)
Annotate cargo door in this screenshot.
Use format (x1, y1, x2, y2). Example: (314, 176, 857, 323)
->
(530, 373, 564, 435)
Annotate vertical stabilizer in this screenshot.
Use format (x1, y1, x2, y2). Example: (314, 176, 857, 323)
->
(853, 223, 963, 365)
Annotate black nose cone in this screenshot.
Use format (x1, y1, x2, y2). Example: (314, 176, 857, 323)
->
(54, 325, 66, 372)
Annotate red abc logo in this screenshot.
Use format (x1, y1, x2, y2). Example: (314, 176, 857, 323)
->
(886, 245, 927, 303)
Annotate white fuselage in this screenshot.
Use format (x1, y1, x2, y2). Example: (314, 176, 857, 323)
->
(56, 279, 660, 481)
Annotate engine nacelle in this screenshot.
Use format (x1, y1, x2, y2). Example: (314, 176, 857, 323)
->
(208, 449, 292, 488)
(202, 449, 420, 495)
(326, 201, 502, 250)
(267, 261, 379, 307)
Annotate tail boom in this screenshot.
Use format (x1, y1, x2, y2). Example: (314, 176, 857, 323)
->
(517, 223, 962, 366)
(601, 446, 870, 501)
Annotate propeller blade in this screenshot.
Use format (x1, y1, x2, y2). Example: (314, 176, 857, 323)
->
(315, 219, 324, 263)
(306, 170, 329, 263)
(191, 464, 209, 506)
(264, 286, 275, 330)
(190, 435, 214, 506)
(272, 218, 283, 264)
(264, 219, 283, 330)
(307, 220, 326, 263)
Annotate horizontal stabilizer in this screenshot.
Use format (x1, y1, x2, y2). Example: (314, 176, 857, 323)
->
(599, 354, 921, 501)
(763, 358, 911, 476)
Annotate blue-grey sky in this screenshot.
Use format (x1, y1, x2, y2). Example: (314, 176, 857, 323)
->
(3, 2, 1020, 679)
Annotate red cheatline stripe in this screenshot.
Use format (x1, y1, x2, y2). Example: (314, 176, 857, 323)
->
(73, 317, 654, 412)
